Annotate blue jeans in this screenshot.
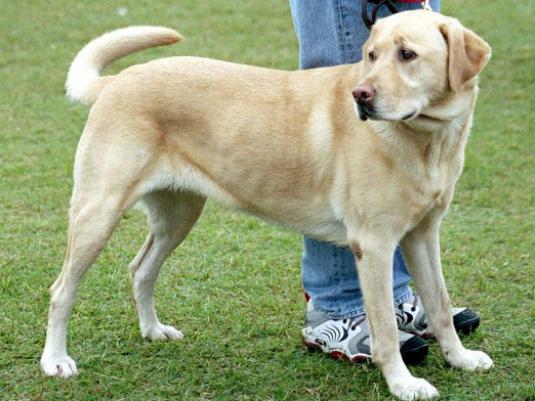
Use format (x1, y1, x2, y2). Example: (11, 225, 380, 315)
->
(289, 0, 440, 319)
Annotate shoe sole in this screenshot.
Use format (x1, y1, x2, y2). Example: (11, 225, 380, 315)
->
(456, 316, 480, 335)
(302, 338, 371, 363)
(302, 337, 428, 366)
(401, 341, 428, 365)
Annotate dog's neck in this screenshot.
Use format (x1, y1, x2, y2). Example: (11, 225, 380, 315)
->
(402, 84, 479, 134)
(366, 87, 478, 178)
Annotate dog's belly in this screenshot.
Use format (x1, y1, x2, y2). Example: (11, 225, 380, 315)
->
(144, 156, 349, 245)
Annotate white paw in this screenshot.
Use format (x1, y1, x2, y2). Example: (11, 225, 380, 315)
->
(446, 349, 493, 371)
(390, 377, 439, 401)
(40, 355, 78, 378)
(142, 323, 184, 341)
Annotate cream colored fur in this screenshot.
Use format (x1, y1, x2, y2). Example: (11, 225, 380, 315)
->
(41, 10, 492, 401)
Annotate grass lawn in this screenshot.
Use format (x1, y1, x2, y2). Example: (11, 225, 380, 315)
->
(0, 1, 534, 400)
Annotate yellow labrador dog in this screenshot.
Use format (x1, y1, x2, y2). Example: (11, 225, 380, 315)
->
(41, 10, 492, 400)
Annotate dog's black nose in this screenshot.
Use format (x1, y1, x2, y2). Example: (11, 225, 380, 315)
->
(352, 84, 376, 106)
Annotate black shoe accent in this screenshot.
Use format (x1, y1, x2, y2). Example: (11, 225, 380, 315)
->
(453, 309, 480, 335)
(400, 336, 428, 365)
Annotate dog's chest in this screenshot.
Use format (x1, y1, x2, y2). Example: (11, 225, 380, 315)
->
(405, 161, 459, 229)
(407, 129, 466, 222)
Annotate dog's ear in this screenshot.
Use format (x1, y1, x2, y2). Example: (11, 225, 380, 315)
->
(439, 21, 491, 92)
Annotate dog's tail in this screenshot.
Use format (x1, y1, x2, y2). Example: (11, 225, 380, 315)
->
(66, 26, 183, 106)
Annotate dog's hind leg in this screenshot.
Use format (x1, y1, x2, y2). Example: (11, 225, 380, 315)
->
(129, 190, 205, 341)
(40, 125, 155, 377)
(40, 191, 129, 377)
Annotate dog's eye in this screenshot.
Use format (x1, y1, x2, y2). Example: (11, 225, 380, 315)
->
(368, 50, 376, 62)
(400, 48, 417, 61)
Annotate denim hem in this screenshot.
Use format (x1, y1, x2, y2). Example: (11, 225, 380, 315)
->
(312, 299, 366, 320)
(393, 288, 414, 306)
(312, 287, 414, 320)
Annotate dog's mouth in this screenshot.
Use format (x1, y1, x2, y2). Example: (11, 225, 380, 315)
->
(355, 102, 418, 122)
(355, 102, 377, 121)
(401, 110, 417, 120)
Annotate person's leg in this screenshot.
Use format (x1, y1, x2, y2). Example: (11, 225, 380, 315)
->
(291, 0, 370, 319)
(293, 0, 438, 319)
(292, 0, 434, 365)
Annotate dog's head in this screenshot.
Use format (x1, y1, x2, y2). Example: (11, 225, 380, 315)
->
(353, 10, 491, 122)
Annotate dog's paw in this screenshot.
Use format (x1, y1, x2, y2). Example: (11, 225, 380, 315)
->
(390, 377, 439, 400)
(446, 349, 493, 371)
(142, 323, 184, 341)
(40, 355, 78, 378)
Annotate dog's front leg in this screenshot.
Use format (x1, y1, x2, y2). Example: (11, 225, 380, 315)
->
(349, 235, 439, 400)
(401, 220, 493, 372)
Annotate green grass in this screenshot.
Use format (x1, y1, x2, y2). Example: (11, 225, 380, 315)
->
(0, 1, 534, 400)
